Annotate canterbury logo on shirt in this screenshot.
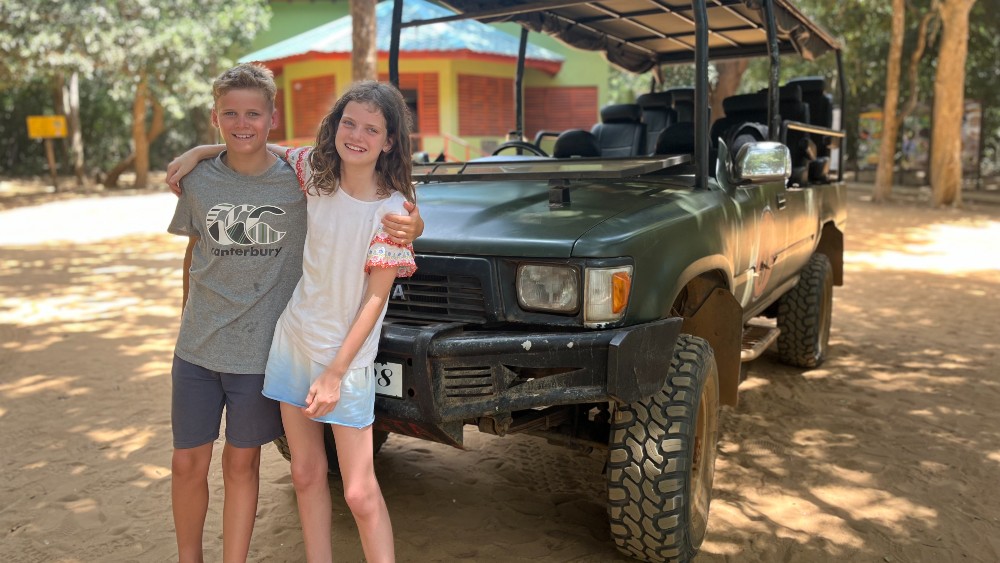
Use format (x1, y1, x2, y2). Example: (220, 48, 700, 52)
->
(206, 203, 287, 245)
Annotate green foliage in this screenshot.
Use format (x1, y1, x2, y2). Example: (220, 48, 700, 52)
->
(0, 0, 271, 176)
(966, 0, 999, 175)
(0, 80, 51, 173)
(607, 64, 705, 104)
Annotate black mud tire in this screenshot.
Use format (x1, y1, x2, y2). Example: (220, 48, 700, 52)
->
(776, 253, 833, 368)
(273, 428, 389, 475)
(607, 334, 720, 563)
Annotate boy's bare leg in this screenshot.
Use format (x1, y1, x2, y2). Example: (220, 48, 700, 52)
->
(221, 443, 262, 563)
(280, 402, 334, 562)
(333, 424, 395, 563)
(172, 443, 214, 563)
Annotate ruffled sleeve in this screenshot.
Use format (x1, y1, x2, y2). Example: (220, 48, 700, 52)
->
(365, 226, 417, 278)
(284, 146, 313, 192)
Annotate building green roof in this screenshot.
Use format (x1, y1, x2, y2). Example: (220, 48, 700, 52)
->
(241, 0, 563, 66)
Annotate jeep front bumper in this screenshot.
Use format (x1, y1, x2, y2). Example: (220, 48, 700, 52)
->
(372, 317, 683, 447)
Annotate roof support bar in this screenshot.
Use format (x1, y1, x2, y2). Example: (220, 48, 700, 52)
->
(693, 0, 708, 190)
(762, 0, 781, 141)
(389, 0, 404, 88)
(836, 49, 846, 181)
(513, 27, 529, 141)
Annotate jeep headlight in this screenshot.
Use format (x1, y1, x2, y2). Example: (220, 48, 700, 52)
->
(584, 266, 632, 326)
(516, 264, 579, 313)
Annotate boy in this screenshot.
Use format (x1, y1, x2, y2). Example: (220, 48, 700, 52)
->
(166, 64, 420, 562)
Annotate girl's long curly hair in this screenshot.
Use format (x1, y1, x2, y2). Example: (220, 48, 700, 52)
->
(307, 81, 415, 203)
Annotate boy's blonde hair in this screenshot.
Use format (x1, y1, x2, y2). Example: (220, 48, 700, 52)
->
(212, 63, 277, 108)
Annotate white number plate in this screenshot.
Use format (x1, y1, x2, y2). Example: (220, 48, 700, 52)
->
(373, 360, 404, 398)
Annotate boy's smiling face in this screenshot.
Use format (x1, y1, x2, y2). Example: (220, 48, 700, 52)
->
(335, 100, 392, 169)
(211, 88, 276, 157)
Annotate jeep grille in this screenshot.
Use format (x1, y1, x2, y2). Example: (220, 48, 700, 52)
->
(386, 273, 487, 325)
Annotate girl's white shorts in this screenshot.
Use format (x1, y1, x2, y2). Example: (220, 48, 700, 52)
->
(263, 324, 375, 428)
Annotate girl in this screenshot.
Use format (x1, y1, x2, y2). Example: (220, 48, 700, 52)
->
(266, 81, 416, 562)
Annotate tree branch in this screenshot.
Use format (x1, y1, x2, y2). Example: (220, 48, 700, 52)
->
(899, 1, 940, 123)
(103, 153, 136, 188)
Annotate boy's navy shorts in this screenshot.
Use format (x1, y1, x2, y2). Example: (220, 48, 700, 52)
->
(171, 355, 284, 449)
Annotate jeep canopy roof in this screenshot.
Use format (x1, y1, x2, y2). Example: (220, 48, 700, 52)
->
(391, 0, 845, 189)
(422, 0, 841, 73)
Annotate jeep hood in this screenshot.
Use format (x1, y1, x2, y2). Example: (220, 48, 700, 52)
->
(411, 178, 694, 258)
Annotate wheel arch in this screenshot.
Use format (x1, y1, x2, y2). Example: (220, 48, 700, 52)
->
(816, 221, 844, 286)
(671, 263, 743, 407)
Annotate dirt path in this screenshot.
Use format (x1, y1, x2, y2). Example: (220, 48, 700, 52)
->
(1, 187, 998, 562)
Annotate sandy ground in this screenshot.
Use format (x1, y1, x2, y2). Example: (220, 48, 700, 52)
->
(1, 180, 999, 562)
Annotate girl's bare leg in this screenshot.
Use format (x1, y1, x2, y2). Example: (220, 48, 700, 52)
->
(281, 402, 333, 563)
(332, 424, 395, 563)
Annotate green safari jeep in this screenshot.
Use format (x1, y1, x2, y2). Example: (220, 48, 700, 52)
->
(307, 1, 847, 561)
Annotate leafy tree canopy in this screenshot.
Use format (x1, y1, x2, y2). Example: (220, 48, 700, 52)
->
(2, 0, 270, 113)
(0, 0, 271, 175)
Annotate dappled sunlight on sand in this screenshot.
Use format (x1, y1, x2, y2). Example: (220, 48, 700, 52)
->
(0, 374, 89, 398)
(0, 293, 142, 326)
(129, 358, 175, 382)
(137, 463, 170, 481)
(847, 218, 1000, 275)
(2, 190, 1000, 561)
(703, 198, 1000, 562)
(0, 195, 183, 562)
(809, 486, 936, 526)
(85, 427, 157, 460)
(0, 192, 177, 245)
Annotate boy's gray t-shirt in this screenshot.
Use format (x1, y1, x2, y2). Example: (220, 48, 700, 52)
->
(168, 153, 306, 374)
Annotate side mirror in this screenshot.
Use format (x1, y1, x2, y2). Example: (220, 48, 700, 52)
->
(734, 142, 791, 184)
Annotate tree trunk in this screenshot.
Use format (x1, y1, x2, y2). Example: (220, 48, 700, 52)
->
(106, 72, 167, 188)
(63, 72, 89, 189)
(710, 59, 749, 126)
(930, 0, 976, 207)
(351, 0, 378, 82)
(132, 72, 150, 188)
(53, 74, 69, 182)
(874, 0, 906, 203)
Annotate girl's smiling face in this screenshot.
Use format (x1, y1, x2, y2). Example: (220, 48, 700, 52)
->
(335, 100, 392, 168)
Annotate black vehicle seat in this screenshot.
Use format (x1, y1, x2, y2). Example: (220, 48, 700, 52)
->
(591, 104, 646, 157)
(770, 85, 813, 185)
(654, 121, 695, 155)
(710, 92, 763, 151)
(665, 87, 695, 122)
(552, 129, 601, 158)
(654, 120, 719, 177)
(636, 91, 678, 156)
(709, 85, 813, 184)
(786, 76, 833, 182)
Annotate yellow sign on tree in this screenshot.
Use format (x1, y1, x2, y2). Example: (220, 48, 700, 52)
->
(26, 115, 68, 139)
